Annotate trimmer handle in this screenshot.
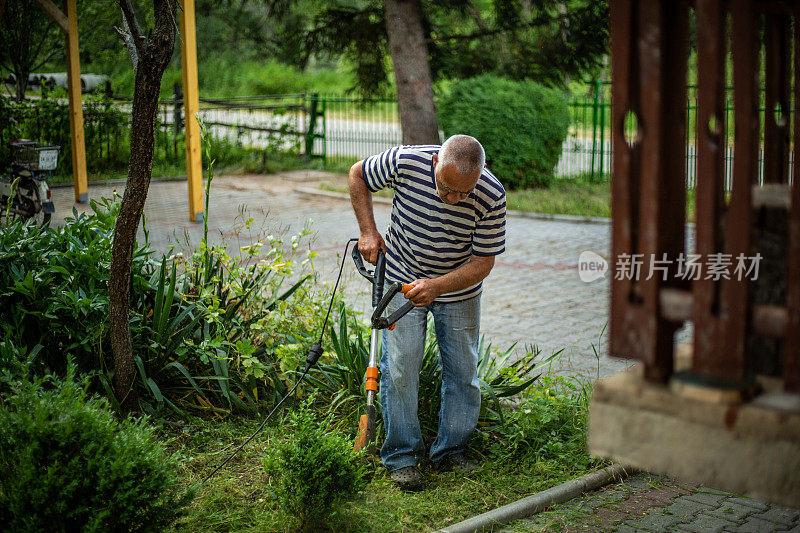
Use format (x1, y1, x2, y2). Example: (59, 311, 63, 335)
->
(351, 244, 386, 307)
(372, 282, 414, 330)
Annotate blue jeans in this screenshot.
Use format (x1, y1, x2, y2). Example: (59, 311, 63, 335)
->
(379, 288, 481, 471)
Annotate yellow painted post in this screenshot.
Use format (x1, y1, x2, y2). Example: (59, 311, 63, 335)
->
(179, 0, 203, 223)
(64, 0, 87, 203)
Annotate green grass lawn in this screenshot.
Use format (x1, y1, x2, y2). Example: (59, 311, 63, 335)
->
(318, 176, 699, 223)
(319, 174, 615, 219)
(506, 178, 611, 219)
(164, 416, 597, 533)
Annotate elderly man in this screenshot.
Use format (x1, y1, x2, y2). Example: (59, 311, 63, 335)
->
(349, 134, 506, 491)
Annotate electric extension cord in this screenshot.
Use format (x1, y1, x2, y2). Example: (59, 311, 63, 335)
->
(202, 238, 358, 485)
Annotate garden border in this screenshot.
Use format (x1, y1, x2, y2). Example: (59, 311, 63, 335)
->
(435, 463, 636, 533)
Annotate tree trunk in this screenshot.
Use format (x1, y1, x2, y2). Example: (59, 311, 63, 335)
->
(109, 0, 176, 412)
(14, 71, 28, 101)
(385, 0, 440, 145)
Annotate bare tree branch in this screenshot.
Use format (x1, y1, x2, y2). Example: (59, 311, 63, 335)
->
(31, 48, 60, 71)
(119, 0, 145, 55)
(115, 21, 139, 74)
(464, 0, 489, 32)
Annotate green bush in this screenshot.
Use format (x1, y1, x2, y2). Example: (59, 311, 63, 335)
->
(0, 369, 192, 532)
(0, 198, 134, 373)
(265, 397, 366, 531)
(473, 375, 593, 466)
(437, 75, 570, 189)
(310, 309, 552, 446)
(0, 196, 323, 415)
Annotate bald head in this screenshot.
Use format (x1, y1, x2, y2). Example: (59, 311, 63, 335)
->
(438, 135, 485, 177)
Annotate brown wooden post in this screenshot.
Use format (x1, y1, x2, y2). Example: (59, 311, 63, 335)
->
(63, 0, 87, 203)
(609, 0, 639, 365)
(609, 0, 689, 382)
(717, 0, 760, 382)
(763, 13, 791, 185)
(786, 2, 800, 392)
(692, 0, 735, 381)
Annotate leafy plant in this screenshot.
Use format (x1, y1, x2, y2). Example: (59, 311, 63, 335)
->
(0, 196, 144, 375)
(0, 367, 193, 532)
(305, 304, 373, 421)
(473, 375, 594, 466)
(0, 191, 324, 415)
(310, 309, 556, 448)
(437, 75, 570, 190)
(264, 396, 366, 531)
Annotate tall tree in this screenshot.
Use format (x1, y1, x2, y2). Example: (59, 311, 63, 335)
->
(385, 0, 439, 144)
(0, 0, 62, 100)
(109, 0, 176, 411)
(305, 0, 608, 144)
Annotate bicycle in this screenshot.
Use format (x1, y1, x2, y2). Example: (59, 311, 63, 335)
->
(0, 140, 58, 227)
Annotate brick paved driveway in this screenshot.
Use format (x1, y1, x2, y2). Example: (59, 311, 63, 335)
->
(51, 171, 650, 381)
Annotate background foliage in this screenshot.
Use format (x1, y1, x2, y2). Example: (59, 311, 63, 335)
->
(438, 75, 570, 189)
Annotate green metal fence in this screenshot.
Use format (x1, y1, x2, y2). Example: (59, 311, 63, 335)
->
(307, 83, 794, 189)
(307, 86, 619, 182)
(10, 84, 788, 188)
(308, 94, 401, 165)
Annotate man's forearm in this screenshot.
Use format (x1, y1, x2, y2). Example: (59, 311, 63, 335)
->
(433, 255, 495, 294)
(404, 254, 495, 306)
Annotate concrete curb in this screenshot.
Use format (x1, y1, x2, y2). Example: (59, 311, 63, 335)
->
(294, 186, 612, 225)
(295, 185, 393, 205)
(434, 463, 636, 533)
(51, 175, 187, 188)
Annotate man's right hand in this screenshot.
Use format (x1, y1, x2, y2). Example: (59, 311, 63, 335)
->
(358, 232, 386, 265)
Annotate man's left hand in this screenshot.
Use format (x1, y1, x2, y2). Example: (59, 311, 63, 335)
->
(404, 278, 442, 307)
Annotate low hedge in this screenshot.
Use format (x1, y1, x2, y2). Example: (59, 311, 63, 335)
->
(437, 75, 570, 189)
(0, 369, 192, 532)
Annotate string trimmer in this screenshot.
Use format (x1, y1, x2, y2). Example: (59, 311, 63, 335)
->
(202, 239, 412, 483)
(350, 246, 413, 454)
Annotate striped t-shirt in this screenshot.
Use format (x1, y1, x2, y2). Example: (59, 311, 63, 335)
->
(362, 145, 506, 303)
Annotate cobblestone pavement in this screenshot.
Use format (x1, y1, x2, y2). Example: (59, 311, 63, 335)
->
(502, 473, 800, 533)
(50, 172, 794, 532)
(52, 171, 631, 380)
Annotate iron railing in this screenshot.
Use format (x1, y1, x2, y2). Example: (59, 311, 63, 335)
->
(3, 85, 794, 188)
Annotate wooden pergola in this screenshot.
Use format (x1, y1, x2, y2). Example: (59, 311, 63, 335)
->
(589, 0, 799, 507)
(0, 0, 204, 222)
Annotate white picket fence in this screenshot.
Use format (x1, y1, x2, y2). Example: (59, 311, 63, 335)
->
(555, 136, 795, 188)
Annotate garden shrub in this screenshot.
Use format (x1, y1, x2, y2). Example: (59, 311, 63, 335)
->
(265, 397, 366, 530)
(0, 196, 323, 415)
(436, 75, 570, 190)
(315, 310, 546, 447)
(0, 368, 193, 532)
(473, 375, 593, 467)
(0, 198, 133, 374)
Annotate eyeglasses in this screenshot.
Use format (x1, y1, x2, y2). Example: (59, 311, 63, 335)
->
(435, 178, 474, 199)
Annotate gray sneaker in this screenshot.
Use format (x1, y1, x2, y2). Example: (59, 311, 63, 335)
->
(389, 466, 423, 491)
(436, 453, 477, 473)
